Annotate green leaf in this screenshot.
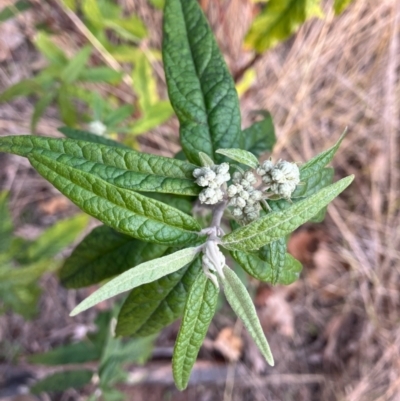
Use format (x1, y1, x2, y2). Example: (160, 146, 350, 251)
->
(231, 249, 302, 285)
(130, 101, 174, 135)
(299, 130, 346, 181)
(0, 135, 201, 195)
(0, 0, 31, 22)
(0, 191, 13, 253)
(222, 176, 354, 251)
(0, 79, 41, 103)
(293, 167, 334, 198)
(70, 247, 201, 316)
(60, 225, 168, 288)
(116, 255, 201, 337)
(31, 92, 56, 133)
(103, 105, 133, 128)
(16, 214, 88, 264)
(334, 0, 354, 14)
(243, 112, 276, 157)
(198, 152, 214, 167)
(105, 16, 147, 41)
(221, 266, 274, 365)
(172, 272, 218, 390)
(79, 67, 123, 84)
(27, 152, 201, 246)
(58, 127, 130, 149)
(31, 370, 93, 394)
(144, 192, 193, 216)
(34, 32, 68, 66)
(61, 46, 92, 84)
(133, 53, 159, 111)
(163, 0, 242, 164)
(216, 148, 259, 169)
(149, 0, 165, 9)
(29, 342, 101, 365)
(245, 0, 324, 53)
(58, 87, 77, 126)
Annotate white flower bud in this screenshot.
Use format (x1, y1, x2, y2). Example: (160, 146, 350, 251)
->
(244, 205, 256, 214)
(216, 163, 229, 174)
(262, 174, 273, 185)
(228, 197, 237, 206)
(243, 171, 256, 184)
(232, 207, 243, 217)
(196, 176, 209, 187)
(271, 169, 285, 182)
(240, 179, 251, 189)
(89, 120, 107, 136)
(204, 170, 216, 181)
(250, 190, 263, 201)
(227, 185, 238, 197)
(239, 190, 249, 201)
(256, 167, 266, 176)
(236, 197, 246, 208)
(232, 172, 242, 183)
(261, 160, 274, 173)
(193, 168, 204, 178)
(246, 211, 259, 221)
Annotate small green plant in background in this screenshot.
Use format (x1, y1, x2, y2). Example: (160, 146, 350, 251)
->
(29, 308, 155, 400)
(246, 0, 356, 53)
(0, 0, 353, 393)
(0, 191, 88, 318)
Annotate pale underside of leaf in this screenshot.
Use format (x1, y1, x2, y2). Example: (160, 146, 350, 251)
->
(221, 266, 274, 366)
(116, 256, 202, 337)
(216, 148, 259, 169)
(222, 176, 354, 251)
(70, 247, 201, 316)
(28, 152, 202, 247)
(172, 272, 218, 390)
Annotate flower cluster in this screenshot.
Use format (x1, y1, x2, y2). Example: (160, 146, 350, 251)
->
(227, 171, 263, 223)
(257, 159, 300, 199)
(88, 120, 107, 136)
(193, 163, 230, 205)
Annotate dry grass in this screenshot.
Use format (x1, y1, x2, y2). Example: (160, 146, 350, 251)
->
(1, 0, 400, 400)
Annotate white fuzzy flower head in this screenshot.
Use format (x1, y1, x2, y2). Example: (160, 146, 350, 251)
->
(88, 120, 107, 136)
(194, 164, 231, 205)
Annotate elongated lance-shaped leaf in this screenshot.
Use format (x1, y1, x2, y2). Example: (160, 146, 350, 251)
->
(163, 0, 242, 165)
(231, 249, 302, 285)
(299, 130, 346, 180)
(70, 247, 201, 316)
(28, 153, 202, 247)
(216, 148, 259, 169)
(172, 272, 218, 390)
(221, 266, 274, 366)
(0, 135, 200, 196)
(58, 127, 130, 149)
(292, 167, 334, 198)
(243, 113, 276, 158)
(222, 176, 354, 251)
(60, 225, 168, 288)
(116, 255, 202, 337)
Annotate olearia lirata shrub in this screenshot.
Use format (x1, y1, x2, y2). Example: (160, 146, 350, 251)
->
(0, 0, 353, 391)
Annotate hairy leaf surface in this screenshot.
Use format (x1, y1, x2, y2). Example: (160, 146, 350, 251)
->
(70, 247, 201, 316)
(216, 148, 259, 169)
(27, 153, 201, 247)
(172, 273, 218, 390)
(116, 256, 202, 337)
(223, 176, 354, 251)
(163, 0, 242, 164)
(60, 225, 168, 288)
(221, 266, 274, 365)
(299, 131, 346, 180)
(0, 135, 200, 195)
